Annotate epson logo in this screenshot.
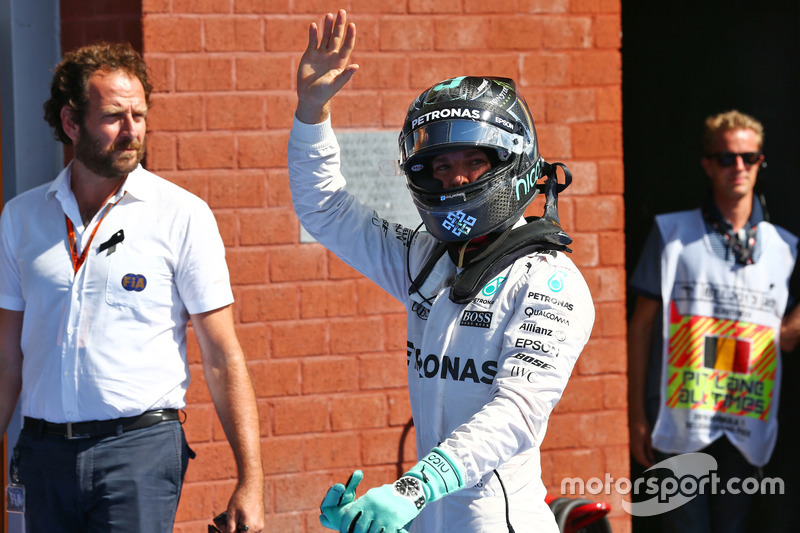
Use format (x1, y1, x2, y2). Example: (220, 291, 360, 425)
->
(514, 338, 560, 356)
(460, 310, 493, 329)
(495, 116, 514, 130)
(411, 108, 481, 128)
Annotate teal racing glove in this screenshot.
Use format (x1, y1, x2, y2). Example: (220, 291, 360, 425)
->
(319, 470, 363, 530)
(320, 447, 466, 533)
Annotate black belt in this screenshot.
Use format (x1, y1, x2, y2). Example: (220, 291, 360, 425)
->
(23, 409, 179, 440)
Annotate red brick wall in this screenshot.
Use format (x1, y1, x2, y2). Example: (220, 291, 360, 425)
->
(63, 0, 628, 531)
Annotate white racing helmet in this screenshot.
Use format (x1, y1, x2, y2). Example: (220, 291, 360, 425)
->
(399, 76, 543, 242)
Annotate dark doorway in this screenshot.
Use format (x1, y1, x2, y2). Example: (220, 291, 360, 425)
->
(622, 2, 800, 531)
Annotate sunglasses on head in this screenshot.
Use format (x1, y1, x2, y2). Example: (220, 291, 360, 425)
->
(707, 151, 764, 167)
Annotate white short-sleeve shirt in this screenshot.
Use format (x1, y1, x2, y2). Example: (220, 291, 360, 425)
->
(0, 163, 234, 423)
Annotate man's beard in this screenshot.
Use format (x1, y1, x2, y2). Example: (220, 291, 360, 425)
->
(74, 125, 145, 179)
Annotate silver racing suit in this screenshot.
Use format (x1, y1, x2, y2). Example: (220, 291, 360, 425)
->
(288, 117, 595, 533)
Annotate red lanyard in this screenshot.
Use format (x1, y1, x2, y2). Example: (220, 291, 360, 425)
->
(65, 195, 124, 274)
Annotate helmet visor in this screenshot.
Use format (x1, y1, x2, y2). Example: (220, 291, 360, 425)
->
(401, 118, 525, 168)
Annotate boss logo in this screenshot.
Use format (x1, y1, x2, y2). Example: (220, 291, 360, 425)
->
(460, 310, 493, 329)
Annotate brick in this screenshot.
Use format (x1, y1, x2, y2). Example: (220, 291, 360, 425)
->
(356, 279, 402, 315)
(206, 17, 263, 51)
(266, 93, 297, 129)
(598, 231, 625, 266)
(214, 212, 237, 246)
(264, 15, 310, 52)
(331, 393, 387, 430)
(144, 17, 203, 52)
(270, 245, 326, 282)
(226, 247, 268, 284)
(571, 50, 621, 86)
(267, 168, 293, 207)
(271, 319, 328, 358)
(249, 359, 302, 397)
(581, 267, 625, 304)
(546, 88, 596, 123)
(239, 208, 299, 245)
(177, 133, 235, 169)
(408, 55, 465, 90)
(379, 17, 434, 52)
(143, 55, 172, 93)
(235, 56, 294, 90)
(360, 353, 407, 391)
(186, 442, 237, 482)
(262, 435, 306, 474)
(409, 0, 461, 13)
(597, 86, 621, 122)
(517, 0, 569, 12)
(542, 16, 592, 49)
(175, 56, 234, 91)
(549, 448, 605, 488)
(272, 471, 340, 512)
(237, 131, 289, 168)
(236, 323, 270, 360)
(577, 337, 626, 375)
(488, 17, 543, 50)
(263, 513, 305, 533)
(388, 390, 413, 427)
(330, 316, 386, 354)
(556, 376, 605, 412)
(234, 0, 290, 13)
(206, 94, 264, 130)
(302, 357, 359, 394)
(328, 252, 362, 280)
(594, 301, 626, 338)
(328, 91, 383, 128)
(362, 427, 417, 466)
(144, 131, 176, 170)
(380, 90, 419, 128)
(573, 195, 623, 231)
(594, 14, 621, 49)
(300, 281, 358, 319)
(570, 0, 621, 14)
(540, 412, 580, 450)
(304, 433, 361, 470)
(273, 396, 329, 435)
(569, 232, 598, 268)
(536, 124, 572, 159)
(603, 374, 627, 410)
(521, 52, 570, 87)
(208, 172, 266, 209)
(563, 161, 597, 195)
(465, 0, 517, 13)
(96, 1, 140, 17)
(186, 365, 211, 403)
(350, 54, 409, 90)
(351, 0, 406, 14)
(579, 409, 628, 446)
(239, 285, 298, 322)
(182, 403, 215, 444)
(462, 55, 519, 80)
(142, 0, 171, 13)
(572, 123, 622, 158)
(174, 0, 231, 12)
(598, 159, 624, 194)
(383, 314, 407, 353)
(174, 482, 214, 522)
(147, 94, 203, 132)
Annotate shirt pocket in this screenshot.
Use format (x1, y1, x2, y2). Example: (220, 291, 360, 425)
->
(104, 252, 173, 310)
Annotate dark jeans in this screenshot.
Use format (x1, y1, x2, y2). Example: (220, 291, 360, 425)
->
(655, 437, 758, 533)
(12, 420, 192, 532)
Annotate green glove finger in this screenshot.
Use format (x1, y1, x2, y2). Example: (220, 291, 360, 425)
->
(339, 478, 425, 533)
(319, 470, 364, 530)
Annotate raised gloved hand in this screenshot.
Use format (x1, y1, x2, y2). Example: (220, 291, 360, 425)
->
(319, 447, 466, 533)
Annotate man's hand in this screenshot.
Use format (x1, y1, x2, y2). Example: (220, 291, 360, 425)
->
(629, 411, 655, 467)
(296, 9, 359, 124)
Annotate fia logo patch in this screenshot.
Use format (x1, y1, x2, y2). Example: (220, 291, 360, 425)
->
(121, 273, 147, 292)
